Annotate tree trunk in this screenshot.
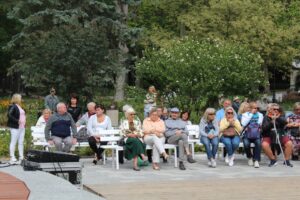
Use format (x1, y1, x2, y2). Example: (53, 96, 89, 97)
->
(114, 67, 127, 101)
(114, 1, 129, 101)
(264, 65, 270, 93)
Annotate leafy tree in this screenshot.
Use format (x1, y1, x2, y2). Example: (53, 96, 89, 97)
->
(178, 0, 300, 92)
(0, 1, 21, 93)
(136, 38, 265, 112)
(5, 0, 140, 99)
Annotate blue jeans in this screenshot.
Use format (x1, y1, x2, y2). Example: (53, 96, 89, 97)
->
(243, 137, 261, 161)
(220, 135, 240, 156)
(201, 136, 219, 160)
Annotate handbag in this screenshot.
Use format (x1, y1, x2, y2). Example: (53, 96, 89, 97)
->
(222, 127, 236, 137)
(117, 136, 126, 146)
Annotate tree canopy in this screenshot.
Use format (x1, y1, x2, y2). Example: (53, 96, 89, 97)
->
(136, 37, 265, 110)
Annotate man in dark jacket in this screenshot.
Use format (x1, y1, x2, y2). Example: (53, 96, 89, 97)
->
(261, 103, 293, 167)
(45, 102, 77, 152)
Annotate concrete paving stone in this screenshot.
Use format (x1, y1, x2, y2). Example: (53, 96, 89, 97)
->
(82, 153, 300, 200)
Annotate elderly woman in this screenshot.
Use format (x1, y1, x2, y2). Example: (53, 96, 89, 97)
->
(120, 107, 147, 171)
(199, 108, 219, 168)
(36, 108, 52, 126)
(262, 103, 293, 167)
(286, 102, 300, 160)
(7, 94, 26, 165)
(144, 85, 157, 118)
(87, 104, 112, 164)
(220, 106, 243, 166)
(143, 108, 169, 170)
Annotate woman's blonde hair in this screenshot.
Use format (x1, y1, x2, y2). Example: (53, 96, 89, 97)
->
(202, 108, 216, 121)
(11, 93, 22, 104)
(42, 108, 52, 116)
(224, 106, 234, 117)
(238, 102, 250, 115)
(293, 102, 300, 112)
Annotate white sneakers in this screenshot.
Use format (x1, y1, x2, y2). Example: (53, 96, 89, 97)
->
(211, 159, 217, 168)
(248, 159, 254, 166)
(248, 158, 259, 168)
(208, 159, 217, 168)
(254, 161, 260, 168)
(228, 154, 235, 167)
(9, 158, 17, 165)
(208, 160, 212, 167)
(9, 157, 23, 165)
(225, 155, 229, 164)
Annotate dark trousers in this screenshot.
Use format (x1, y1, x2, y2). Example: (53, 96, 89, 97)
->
(243, 137, 261, 161)
(88, 136, 107, 159)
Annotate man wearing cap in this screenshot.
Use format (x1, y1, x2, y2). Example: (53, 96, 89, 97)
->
(165, 107, 196, 170)
(45, 87, 59, 112)
(232, 96, 241, 113)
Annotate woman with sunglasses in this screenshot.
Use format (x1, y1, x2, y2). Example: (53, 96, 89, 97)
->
(241, 102, 263, 168)
(219, 107, 243, 166)
(261, 103, 293, 167)
(199, 108, 219, 167)
(120, 107, 147, 171)
(286, 102, 300, 160)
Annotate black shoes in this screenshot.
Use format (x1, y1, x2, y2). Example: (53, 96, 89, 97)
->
(268, 159, 277, 167)
(179, 161, 186, 170)
(187, 155, 196, 163)
(284, 160, 293, 167)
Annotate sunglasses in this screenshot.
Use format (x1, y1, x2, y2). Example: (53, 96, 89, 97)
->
(252, 107, 258, 109)
(208, 113, 215, 115)
(226, 112, 234, 115)
(273, 108, 279, 111)
(130, 113, 136, 116)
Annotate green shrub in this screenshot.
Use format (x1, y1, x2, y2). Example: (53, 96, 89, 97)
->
(136, 38, 266, 122)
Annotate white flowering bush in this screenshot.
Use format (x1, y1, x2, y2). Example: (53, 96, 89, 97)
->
(136, 38, 265, 114)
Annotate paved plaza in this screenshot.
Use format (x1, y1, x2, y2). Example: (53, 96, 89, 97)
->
(82, 153, 300, 200)
(1, 153, 300, 200)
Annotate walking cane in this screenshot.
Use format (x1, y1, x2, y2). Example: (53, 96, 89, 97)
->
(272, 119, 287, 166)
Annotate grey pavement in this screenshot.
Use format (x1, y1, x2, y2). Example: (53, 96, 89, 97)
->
(0, 165, 103, 200)
(81, 153, 300, 200)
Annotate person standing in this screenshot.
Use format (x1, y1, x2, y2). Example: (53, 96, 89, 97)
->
(67, 94, 81, 122)
(7, 94, 26, 165)
(144, 86, 157, 118)
(44, 88, 59, 112)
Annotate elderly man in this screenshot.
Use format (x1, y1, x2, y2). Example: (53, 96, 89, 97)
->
(45, 102, 77, 152)
(165, 107, 196, 170)
(76, 102, 96, 126)
(216, 99, 237, 123)
(44, 88, 59, 112)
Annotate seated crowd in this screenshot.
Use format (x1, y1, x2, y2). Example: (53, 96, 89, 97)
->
(7, 92, 300, 170)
